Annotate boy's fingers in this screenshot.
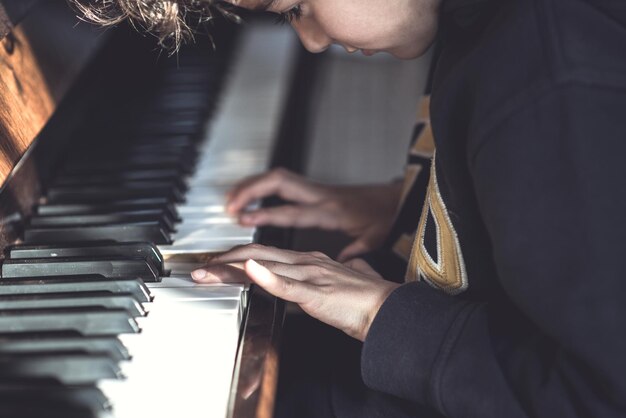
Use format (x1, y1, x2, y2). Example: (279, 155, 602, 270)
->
(206, 244, 304, 265)
(239, 205, 332, 229)
(251, 260, 324, 281)
(244, 259, 313, 304)
(227, 169, 320, 214)
(342, 258, 380, 277)
(191, 263, 250, 283)
(337, 239, 371, 262)
(225, 173, 268, 213)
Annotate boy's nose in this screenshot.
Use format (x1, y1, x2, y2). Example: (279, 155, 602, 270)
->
(292, 20, 332, 54)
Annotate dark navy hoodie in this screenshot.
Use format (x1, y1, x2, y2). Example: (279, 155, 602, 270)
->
(362, 0, 626, 416)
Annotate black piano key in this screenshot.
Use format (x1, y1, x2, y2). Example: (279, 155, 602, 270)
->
(76, 132, 199, 145)
(1, 257, 161, 283)
(65, 152, 187, 167)
(23, 220, 172, 245)
(7, 241, 165, 275)
(157, 79, 214, 90)
(65, 146, 193, 158)
(73, 127, 199, 141)
(0, 276, 152, 303)
(130, 134, 196, 147)
(137, 121, 203, 136)
(53, 169, 190, 187)
(135, 114, 206, 128)
(61, 152, 191, 168)
(0, 393, 102, 418)
(29, 209, 176, 232)
(0, 385, 110, 415)
(0, 352, 122, 385)
(151, 92, 210, 108)
(0, 381, 111, 418)
(127, 117, 205, 133)
(0, 293, 146, 317)
(35, 200, 179, 220)
(53, 168, 187, 188)
(161, 68, 216, 82)
(45, 182, 185, 204)
(155, 89, 211, 99)
(0, 335, 130, 361)
(61, 159, 192, 176)
(0, 307, 139, 335)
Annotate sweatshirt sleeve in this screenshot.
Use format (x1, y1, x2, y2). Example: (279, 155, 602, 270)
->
(361, 82, 626, 418)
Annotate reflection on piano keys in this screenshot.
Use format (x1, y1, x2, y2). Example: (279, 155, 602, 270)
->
(0, 2, 301, 416)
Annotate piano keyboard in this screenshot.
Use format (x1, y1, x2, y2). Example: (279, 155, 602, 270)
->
(160, 22, 298, 257)
(0, 22, 297, 418)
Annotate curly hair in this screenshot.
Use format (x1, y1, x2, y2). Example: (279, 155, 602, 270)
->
(68, 0, 241, 51)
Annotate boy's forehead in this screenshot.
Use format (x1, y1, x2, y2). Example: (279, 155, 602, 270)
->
(225, 0, 274, 10)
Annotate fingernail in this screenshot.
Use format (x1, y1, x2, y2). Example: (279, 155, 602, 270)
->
(191, 269, 207, 280)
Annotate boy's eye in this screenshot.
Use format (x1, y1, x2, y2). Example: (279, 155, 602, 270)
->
(275, 5, 303, 25)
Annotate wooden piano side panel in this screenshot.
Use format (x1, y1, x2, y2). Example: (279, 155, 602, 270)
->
(0, 26, 55, 187)
(231, 288, 285, 418)
(0, 156, 39, 253)
(0, 23, 58, 252)
(0, 1, 110, 253)
(0, 1, 110, 188)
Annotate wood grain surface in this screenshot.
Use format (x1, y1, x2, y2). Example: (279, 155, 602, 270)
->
(0, 26, 55, 187)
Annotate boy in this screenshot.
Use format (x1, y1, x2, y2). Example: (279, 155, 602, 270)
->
(73, 1, 626, 417)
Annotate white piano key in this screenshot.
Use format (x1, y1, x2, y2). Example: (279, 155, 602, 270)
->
(158, 238, 253, 256)
(173, 224, 255, 239)
(147, 277, 245, 295)
(178, 218, 238, 227)
(176, 202, 260, 215)
(194, 148, 268, 163)
(147, 287, 243, 303)
(162, 262, 211, 276)
(183, 185, 231, 199)
(100, 294, 242, 418)
(177, 204, 227, 215)
(189, 164, 267, 183)
(175, 211, 235, 223)
(181, 216, 237, 225)
(181, 194, 228, 206)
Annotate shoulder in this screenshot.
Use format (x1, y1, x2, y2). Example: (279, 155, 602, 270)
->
(537, 0, 626, 87)
(436, 0, 626, 153)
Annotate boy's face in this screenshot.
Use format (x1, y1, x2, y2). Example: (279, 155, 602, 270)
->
(226, 0, 439, 59)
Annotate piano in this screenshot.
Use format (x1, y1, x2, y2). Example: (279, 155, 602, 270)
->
(0, 1, 316, 417)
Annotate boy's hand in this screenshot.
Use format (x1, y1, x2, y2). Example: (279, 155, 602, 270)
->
(191, 244, 400, 342)
(226, 168, 403, 261)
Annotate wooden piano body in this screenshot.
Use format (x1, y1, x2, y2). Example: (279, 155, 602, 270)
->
(0, 1, 315, 416)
